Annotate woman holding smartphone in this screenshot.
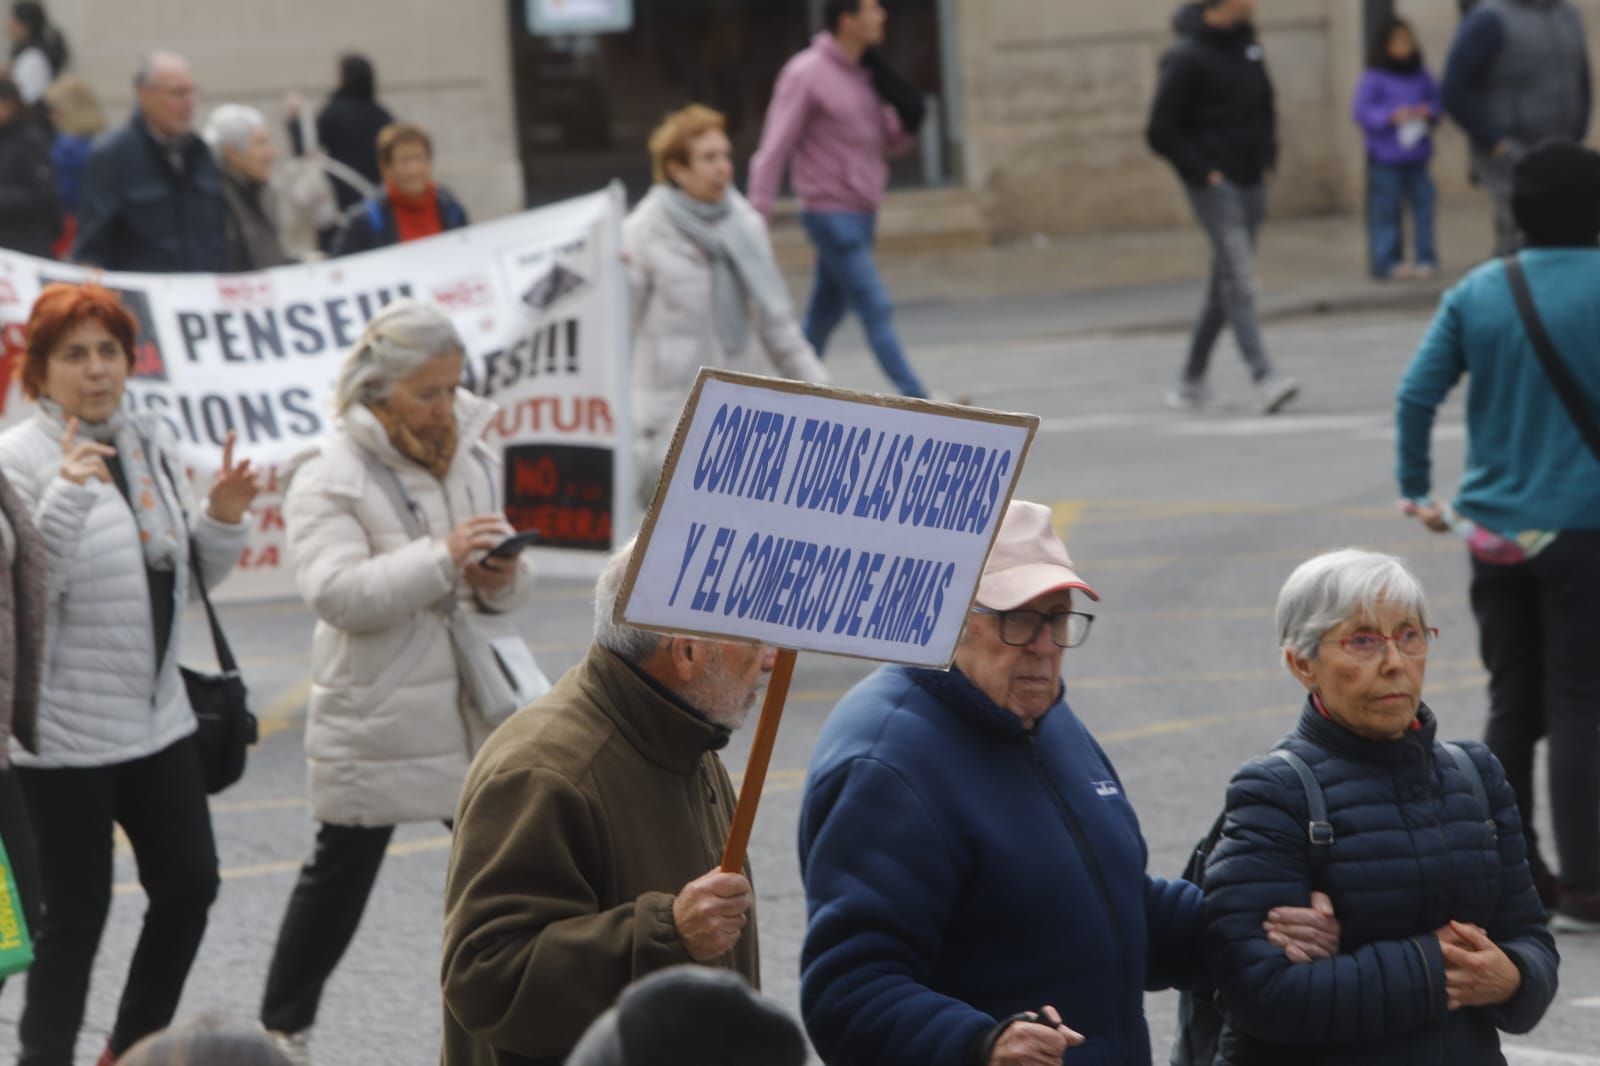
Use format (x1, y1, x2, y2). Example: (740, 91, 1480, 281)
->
(259, 299, 535, 1062)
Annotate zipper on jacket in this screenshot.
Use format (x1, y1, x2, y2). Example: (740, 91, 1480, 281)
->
(1024, 735, 1130, 999)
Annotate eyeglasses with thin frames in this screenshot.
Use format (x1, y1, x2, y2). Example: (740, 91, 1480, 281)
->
(971, 607, 1095, 649)
(1321, 626, 1439, 662)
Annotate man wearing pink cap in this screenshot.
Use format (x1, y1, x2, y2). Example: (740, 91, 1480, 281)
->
(797, 500, 1340, 1066)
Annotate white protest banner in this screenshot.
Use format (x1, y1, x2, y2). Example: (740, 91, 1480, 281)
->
(617, 370, 1038, 669)
(0, 187, 634, 600)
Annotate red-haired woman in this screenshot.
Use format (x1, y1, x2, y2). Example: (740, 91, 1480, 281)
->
(0, 283, 261, 1065)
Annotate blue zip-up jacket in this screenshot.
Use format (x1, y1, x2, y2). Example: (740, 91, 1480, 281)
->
(1396, 250, 1600, 533)
(798, 665, 1203, 1066)
(1205, 702, 1558, 1065)
(71, 113, 226, 273)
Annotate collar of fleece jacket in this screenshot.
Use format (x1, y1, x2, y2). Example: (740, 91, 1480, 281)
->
(584, 645, 731, 776)
(906, 663, 1067, 738)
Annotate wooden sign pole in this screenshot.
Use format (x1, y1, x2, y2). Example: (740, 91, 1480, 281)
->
(720, 648, 799, 873)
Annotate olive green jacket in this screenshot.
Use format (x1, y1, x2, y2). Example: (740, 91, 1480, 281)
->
(440, 644, 759, 1066)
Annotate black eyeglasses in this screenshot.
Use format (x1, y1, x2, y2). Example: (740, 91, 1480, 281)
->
(971, 607, 1095, 648)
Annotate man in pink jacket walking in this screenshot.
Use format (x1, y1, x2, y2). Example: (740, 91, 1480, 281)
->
(748, 0, 929, 398)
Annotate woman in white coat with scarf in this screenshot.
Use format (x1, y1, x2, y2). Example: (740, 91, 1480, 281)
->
(624, 103, 828, 506)
(0, 283, 259, 1066)
(259, 299, 536, 1060)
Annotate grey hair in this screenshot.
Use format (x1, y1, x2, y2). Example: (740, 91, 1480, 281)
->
(593, 537, 664, 663)
(332, 299, 465, 414)
(134, 51, 189, 89)
(1275, 548, 1430, 661)
(203, 104, 266, 155)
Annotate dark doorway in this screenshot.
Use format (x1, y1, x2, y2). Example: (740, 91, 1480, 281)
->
(505, 0, 957, 208)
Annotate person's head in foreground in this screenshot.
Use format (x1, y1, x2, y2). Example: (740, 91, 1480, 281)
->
(119, 1015, 293, 1066)
(1513, 139, 1600, 249)
(594, 537, 775, 730)
(567, 966, 807, 1066)
(954, 499, 1099, 729)
(1276, 548, 1433, 739)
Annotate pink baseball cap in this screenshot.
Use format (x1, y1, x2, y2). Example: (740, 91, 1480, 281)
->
(975, 500, 1100, 609)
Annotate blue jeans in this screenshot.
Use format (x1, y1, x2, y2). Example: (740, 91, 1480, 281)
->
(1368, 161, 1438, 278)
(800, 210, 927, 397)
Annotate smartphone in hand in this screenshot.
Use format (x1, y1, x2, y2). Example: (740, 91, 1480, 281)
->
(486, 529, 541, 561)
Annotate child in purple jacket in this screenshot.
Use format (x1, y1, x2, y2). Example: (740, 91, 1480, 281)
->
(1353, 17, 1441, 280)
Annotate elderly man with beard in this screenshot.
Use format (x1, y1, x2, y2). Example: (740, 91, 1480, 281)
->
(441, 537, 774, 1066)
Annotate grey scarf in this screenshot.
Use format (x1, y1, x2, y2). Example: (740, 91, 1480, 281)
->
(658, 184, 793, 356)
(38, 400, 183, 571)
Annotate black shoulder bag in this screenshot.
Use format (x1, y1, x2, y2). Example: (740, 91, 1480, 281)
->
(862, 48, 927, 134)
(160, 453, 258, 793)
(1504, 255, 1600, 467)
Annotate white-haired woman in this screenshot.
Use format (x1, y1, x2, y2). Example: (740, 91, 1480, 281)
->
(204, 103, 290, 271)
(1200, 549, 1558, 1066)
(259, 299, 534, 1059)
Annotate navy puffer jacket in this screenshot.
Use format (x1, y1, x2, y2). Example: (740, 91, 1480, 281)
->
(1204, 701, 1558, 1065)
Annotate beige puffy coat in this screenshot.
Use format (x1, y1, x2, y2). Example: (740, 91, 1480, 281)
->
(623, 186, 828, 495)
(283, 389, 534, 826)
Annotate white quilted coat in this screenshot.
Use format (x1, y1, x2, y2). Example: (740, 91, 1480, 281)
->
(0, 410, 248, 768)
(284, 389, 534, 827)
(623, 186, 829, 484)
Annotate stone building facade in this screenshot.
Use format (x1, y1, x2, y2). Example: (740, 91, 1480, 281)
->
(38, 0, 1600, 241)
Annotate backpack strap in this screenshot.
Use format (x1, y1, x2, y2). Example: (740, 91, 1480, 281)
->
(365, 197, 386, 242)
(441, 194, 466, 229)
(1271, 748, 1335, 848)
(1504, 254, 1600, 468)
(1440, 741, 1497, 835)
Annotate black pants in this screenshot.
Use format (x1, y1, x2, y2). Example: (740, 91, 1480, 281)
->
(260, 822, 396, 1034)
(15, 736, 218, 1063)
(0, 764, 42, 998)
(1473, 531, 1600, 893)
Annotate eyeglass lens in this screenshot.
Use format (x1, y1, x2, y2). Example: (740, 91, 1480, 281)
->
(999, 610, 1090, 648)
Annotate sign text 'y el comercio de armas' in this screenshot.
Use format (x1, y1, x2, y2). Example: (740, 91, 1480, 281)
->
(617, 371, 1038, 669)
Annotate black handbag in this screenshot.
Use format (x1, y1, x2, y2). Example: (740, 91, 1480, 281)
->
(159, 453, 257, 793)
(183, 543, 257, 794)
(862, 48, 927, 135)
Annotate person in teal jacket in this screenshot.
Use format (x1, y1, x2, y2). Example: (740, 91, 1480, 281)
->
(1395, 139, 1600, 932)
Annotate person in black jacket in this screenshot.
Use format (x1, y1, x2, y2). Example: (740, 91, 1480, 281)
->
(1204, 549, 1559, 1066)
(1147, 0, 1299, 417)
(0, 75, 59, 256)
(71, 51, 226, 273)
(290, 53, 393, 213)
(329, 121, 466, 257)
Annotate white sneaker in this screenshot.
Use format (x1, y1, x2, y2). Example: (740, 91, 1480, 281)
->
(1164, 381, 1222, 413)
(1255, 376, 1300, 415)
(266, 1029, 312, 1066)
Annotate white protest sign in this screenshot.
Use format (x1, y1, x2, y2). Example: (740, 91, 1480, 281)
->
(0, 187, 634, 600)
(617, 371, 1038, 668)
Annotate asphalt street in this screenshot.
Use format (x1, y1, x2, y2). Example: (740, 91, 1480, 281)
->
(7, 300, 1599, 1065)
